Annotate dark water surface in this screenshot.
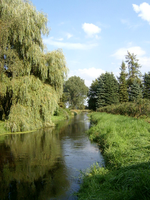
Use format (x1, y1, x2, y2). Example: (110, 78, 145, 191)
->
(0, 113, 104, 200)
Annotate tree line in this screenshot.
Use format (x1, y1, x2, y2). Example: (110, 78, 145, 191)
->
(88, 51, 150, 110)
(1, 0, 150, 132)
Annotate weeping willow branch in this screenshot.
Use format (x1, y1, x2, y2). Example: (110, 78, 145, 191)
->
(0, 0, 68, 132)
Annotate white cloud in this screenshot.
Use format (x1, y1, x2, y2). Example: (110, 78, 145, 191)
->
(138, 56, 150, 72)
(57, 38, 64, 41)
(69, 67, 105, 87)
(112, 46, 150, 74)
(66, 33, 73, 39)
(133, 3, 150, 24)
(43, 37, 98, 50)
(82, 23, 101, 37)
(112, 46, 146, 60)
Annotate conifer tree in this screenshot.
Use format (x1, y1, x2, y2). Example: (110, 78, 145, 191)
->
(88, 79, 99, 110)
(103, 72, 119, 106)
(129, 80, 143, 102)
(125, 51, 142, 87)
(143, 72, 150, 99)
(118, 61, 128, 103)
(96, 72, 119, 109)
(96, 77, 105, 109)
(125, 51, 142, 101)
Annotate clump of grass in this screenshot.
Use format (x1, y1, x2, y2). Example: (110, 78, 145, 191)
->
(77, 112, 150, 200)
(78, 162, 150, 200)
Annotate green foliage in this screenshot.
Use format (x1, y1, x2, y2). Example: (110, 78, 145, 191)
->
(0, 0, 49, 78)
(129, 79, 143, 102)
(64, 76, 88, 109)
(88, 72, 119, 110)
(0, 0, 68, 132)
(96, 72, 119, 109)
(125, 51, 142, 87)
(118, 61, 128, 103)
(52, 107, 72, 122)
(77, 113, 150, 200)
(96, 77, 105, 108)
(143, 72, 150, 99)
(97, 99, 150, 118)
(3, 76, 59, 132)
(88, 79, 99, 110)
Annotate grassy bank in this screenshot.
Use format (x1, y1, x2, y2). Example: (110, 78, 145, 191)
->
(77, 112, 150, 200)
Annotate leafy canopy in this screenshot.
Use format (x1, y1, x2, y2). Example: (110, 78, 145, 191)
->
(64, 76, 88, 109)
(0, 0, 68, 131)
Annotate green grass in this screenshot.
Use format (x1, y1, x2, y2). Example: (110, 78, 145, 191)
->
(77, 112, 150, 200)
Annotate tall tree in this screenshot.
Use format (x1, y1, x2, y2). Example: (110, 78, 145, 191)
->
(96, 74, 105, 108)
(125, 51, 142, 102)
(103, 72, 119, 106)
(129, 80, 143, 102)
(64, 76, 88, 109)
(118, 61, 128, 103)
(143, 72, 150, 99)
(125, 51, 142, 87)
(0, 0, 68, 132)
(88, 79, 99, 110)
(95, 72, 119, 109)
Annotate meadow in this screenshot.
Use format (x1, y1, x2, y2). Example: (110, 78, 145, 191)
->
(77, 112, 150, 200)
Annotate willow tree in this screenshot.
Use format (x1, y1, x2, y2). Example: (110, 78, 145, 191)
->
(0, 0, 68, 132)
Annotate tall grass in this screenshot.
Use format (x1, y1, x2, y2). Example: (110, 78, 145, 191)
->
(77, 112, 150, 200)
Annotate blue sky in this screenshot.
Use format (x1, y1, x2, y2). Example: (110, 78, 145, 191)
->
(31, 0, 150, 87)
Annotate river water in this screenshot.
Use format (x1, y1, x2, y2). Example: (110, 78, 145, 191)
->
(0, 113, 104, 200)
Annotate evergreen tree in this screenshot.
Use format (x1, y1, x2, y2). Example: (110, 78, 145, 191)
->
(125, 51, 142, 101)
(129, 80, 143, 102)
(96, 77, 105, 109)
(125, 51, 142, 87)
(118, 61, 128, 103)
(88, 79, 99, 110)
(143, 72, 150, 99)
(103, 72, 119, 106)
(96, 72, 119, 109)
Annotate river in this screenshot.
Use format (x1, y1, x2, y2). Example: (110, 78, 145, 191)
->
(0, 113, 104, 200)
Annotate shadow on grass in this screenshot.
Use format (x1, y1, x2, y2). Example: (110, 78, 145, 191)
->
(77, 162, 150, 200)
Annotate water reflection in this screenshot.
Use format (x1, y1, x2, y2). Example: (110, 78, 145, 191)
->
(0, 113, 104, 200)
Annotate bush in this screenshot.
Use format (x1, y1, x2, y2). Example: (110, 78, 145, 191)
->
(97, 99, 150, 118)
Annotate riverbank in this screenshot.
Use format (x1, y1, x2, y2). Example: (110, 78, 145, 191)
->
(0, 108, 85, 135)
(77, 112, 150, 200)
